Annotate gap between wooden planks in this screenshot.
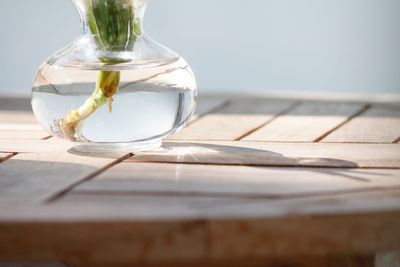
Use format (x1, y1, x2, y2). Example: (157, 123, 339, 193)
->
(168, 99, 400, 143)
(168, 98, 298, 141)
(242, 101, 367, 142)
(321, 104, 400, 143)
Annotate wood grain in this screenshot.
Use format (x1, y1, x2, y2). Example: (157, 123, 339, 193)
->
(0, 192, 399, 266)
(1, 177, 399, 265)
(243, 101, 365, 142)
(169, 99, 295, 141)
(0, 151, 128, 204)
(322, 105, 400, 143)
(0, 189, 399, 222)
(1, 95, 400, 267)
(73, 162, 400, 198)
(0, 220, 206, 267)
(208, 210, 400, 259)
(128, 141, 400, 168)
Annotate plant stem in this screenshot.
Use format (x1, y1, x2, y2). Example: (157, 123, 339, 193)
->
(97, 70, 121, 112)
(59, 0, 140, 140)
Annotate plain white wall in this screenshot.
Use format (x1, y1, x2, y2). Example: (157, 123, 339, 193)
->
(0, 0, 399, 95)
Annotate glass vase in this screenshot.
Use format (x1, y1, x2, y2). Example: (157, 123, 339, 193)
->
(31, 0, 197, 153)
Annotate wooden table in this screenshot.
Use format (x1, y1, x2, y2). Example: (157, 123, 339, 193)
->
(0, 94, 399, 267)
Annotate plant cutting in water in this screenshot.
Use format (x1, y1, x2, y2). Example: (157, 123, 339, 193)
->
(32, 0, 196, 153)
(60, 0, 141, 140)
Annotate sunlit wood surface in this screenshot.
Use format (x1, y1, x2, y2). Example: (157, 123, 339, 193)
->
(0, 94, 399, 267)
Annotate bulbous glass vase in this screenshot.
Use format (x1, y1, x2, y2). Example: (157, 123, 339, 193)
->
(32, 0, 197, 153)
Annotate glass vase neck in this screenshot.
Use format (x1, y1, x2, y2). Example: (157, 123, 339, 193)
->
(72, 0, 148, 51)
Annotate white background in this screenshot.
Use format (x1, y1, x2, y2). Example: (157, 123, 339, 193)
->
(0, 0, 399, 95)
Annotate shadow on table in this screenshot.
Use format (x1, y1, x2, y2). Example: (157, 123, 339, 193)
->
(135, 141, 357, 165)
(69, 141, 389, 183)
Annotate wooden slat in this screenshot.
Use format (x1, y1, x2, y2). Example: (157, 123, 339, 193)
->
(1, 95, 400, 267)
(0, 218, 205, 267)
(207, 209, 400, 261)
(0, 111, 37, 123)
(0, 123, 43, 131)
(243, 101, 365, 142)
(322, 105, 400, 143)
(169, 99, 295, 141)
(0, 151, 129, 204)
(0, 111, 49, 139)
(3, 190, 399, 253)
(0, 190, 399, 265)
(73, 162, 400, 198)
(128, 141, 400, 168)
(0, 139, 73, 153)
(54, 190, 400, 224)
(0, 130, 49, 140)
(0, 207, 398, 266)
(0, 189, 398, 222)
(191, 94, 227, 120)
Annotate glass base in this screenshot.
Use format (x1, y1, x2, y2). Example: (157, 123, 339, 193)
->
(69, 139, 162, 156)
